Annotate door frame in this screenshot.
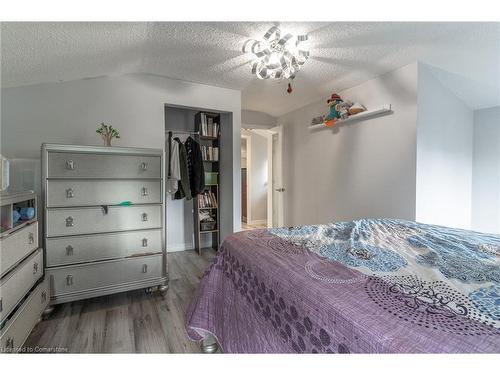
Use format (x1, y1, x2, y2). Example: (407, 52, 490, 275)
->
(266, 125, 284, 228)
(241, 134, 251, 224)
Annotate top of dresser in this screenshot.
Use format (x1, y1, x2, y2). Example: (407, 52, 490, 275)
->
(42, 143, 163, 156)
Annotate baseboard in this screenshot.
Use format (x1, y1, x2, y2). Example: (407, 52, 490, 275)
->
(249, 219, 267, 225)
(167, 240, 212, 252)
(167, 245, 189, 253)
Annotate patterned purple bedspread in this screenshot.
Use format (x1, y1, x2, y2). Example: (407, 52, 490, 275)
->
(185, 219, 500, 353)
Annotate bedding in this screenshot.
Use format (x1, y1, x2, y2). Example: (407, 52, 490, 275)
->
(185, 218, 500, 353)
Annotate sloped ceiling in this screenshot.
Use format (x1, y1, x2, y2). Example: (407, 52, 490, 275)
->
(1, 22, 499, 116)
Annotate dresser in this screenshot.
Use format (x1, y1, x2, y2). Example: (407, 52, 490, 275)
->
(42, 144, 167, 307)
(0, 191, 48, 353)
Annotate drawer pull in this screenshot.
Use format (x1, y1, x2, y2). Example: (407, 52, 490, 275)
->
(66, 275, 73, 286)
(142, 238, 148, 247)
(140, 162, 148, 171)
(141, 213, 148, 222)
(66, 160, 75, 170)
(28, 232, 35, 244)
(5, 337, 14, 351)
(142, 264, 148, 273)
(33, 262, 39, 274)
(66, 188, 75, 198)
(0, 298, 2, 313)
(66, 245, 74, 256)
(141, 187, 149, 196)
(65, 216, 74, 227)
(41, 291, 47, 303)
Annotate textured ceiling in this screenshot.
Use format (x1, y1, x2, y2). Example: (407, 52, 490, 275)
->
(1, 22, 499, 116)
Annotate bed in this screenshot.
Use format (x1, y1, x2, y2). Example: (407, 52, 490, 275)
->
(185, 218, 500, 353)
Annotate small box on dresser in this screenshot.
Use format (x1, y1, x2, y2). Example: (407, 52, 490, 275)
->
(42, 144, 168, 307)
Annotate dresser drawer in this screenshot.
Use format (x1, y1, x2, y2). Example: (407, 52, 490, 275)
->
(47, 254, 163, 297)
(0, 249, 43, 324)
(46, 179, 162, 207)
(46, 205, 162, 237)
(0, 279, 48, 353)
(47, 152, 161, 179)
(46, 229, 163, 267)
(0, 222, 38, 277)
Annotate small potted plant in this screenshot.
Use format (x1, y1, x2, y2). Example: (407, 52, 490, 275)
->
(96, 122, 120, 146)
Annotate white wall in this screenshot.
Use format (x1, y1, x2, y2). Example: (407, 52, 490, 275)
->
(277, 63, 418, 226)
(1, 73, 242, 248)
(416, 63, 474, 230)
(242, 110, 276, 128)
(241, 129, 268, 223)
(472, 106, 500, 234)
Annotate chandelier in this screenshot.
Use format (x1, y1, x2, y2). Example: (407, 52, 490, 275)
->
(243, 26, 309, 83)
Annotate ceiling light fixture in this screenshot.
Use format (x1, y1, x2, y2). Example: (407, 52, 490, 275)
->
(243, 26, 309, 93)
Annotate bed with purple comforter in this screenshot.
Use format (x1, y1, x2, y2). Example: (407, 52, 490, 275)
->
(185, 219, 500, 353)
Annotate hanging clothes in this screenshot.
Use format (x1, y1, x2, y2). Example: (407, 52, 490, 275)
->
(167, 137, 181, 195)
(184, 136, 205, 196)
(174, 138, 192, 201)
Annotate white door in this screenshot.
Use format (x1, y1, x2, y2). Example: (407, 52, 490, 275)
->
(267, 125, 284, 228)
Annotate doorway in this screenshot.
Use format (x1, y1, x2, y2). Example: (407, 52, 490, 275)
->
(240, 125, 284, 230)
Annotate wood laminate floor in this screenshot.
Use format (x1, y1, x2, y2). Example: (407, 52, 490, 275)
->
(23, 249, 216, 353)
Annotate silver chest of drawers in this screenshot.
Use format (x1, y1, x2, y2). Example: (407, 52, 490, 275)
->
(42, 144, 167, 305)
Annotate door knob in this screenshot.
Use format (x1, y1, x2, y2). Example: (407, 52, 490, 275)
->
(275, 188, 285, 192)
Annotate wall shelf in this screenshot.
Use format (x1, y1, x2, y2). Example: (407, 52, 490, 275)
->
(308, 104, 392, 130)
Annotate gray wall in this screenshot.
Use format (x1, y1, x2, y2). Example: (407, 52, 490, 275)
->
(416, 63, 474, 230)
(277, 63, 418, 226)
(1, 73, 242, 248)
(472, 106, 500, 233)
(242, 110, 276, 128)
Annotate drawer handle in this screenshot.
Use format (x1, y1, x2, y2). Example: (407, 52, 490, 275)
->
(65, 216, 74, 227)
(66, 188, 75, 198)
(140, 162, 148, 171)
(41, 291, 47, 303)
(141, 213, 148, 222)
(66, 160, 75, 170)
(33, 262, 39, 274)
(66, 245, 74, 256)
(142, 238, 148, 247)
(66, 275, 73, 286)
(142, 264, 148, 273)
(6, 337, 14, 351)
(141, 187, 149, 196)
(28, 232, 35, 244)
(0, 298, 3, 313)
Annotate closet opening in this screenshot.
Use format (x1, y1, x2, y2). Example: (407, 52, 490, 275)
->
(164, 104, 233, 255)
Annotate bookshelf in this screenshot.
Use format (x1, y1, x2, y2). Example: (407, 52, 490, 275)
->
(194, 111, 221, 254)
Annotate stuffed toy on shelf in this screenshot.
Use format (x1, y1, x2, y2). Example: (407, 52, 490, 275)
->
(324, 93, 343, 127)
(311, 93, 367, 128)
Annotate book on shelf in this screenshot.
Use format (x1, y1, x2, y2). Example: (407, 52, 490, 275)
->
(201, 145, 219, 161)
(198, 190, 218, 208)
(199, 113, 219, 138)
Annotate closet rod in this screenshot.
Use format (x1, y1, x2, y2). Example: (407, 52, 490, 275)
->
(166, 130, 199, 135)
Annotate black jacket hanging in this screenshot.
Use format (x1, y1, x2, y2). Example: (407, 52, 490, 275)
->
(173, 138, 192, 200)
(184, 136, 205, 196)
